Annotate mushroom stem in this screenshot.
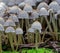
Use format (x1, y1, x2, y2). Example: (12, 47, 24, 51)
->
(13, 33, 17, 46)
(27, 33, 31, 43)
(16, 34, 23, 51)
(22, 19, 24, 29)
(51, 13, 58, 40)
(0, 32, 2, 53)
(41, 16, 43, 24)
(59, 18, 60, 28)
(44, 16, 52, 32)
(8, 33, 14, 51)
(25, 19, 30, 31)
(31, 33, 34, 43)
(35, 30, 39, 50)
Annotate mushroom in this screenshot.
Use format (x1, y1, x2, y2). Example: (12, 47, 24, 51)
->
(56, 0, 60, 5)
(0, 2, 8, 10)
(8, 6, 21, 15)
(31, 21, 42, 49)
(0, 24, 4, 53)
(37, 2, 49, 11)
(5, 27, 15, 51)
(9, 14, 19, 27)
(4, 18, 16, 29)
(23, 4, 33, 14)
(29, 10, 39, 25)
(39, 7, 52, 32)
(16, 27, 24, 50)
(18, 2, 26, 9)
(48, 8, 58, 40)
(15, 0, 24, 5)
(7, 0, 15, 6)
(49, 1, 60, 13)
(18, 10, 29, 29)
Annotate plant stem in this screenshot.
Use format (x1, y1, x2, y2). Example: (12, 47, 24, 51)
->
(51, 13, 58, 40)
(16, 34, 23, 51)
(0, 32, 2, 53)
(35, 30, 39, 50)
(8, 33, 14, 51)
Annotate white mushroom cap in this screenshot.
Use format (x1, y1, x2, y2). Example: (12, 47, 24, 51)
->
(39, 7, 49, 16)
(27, 28, 35, 33)
(16, 27, 23, 34)
(56, 0, 60, 5)
(5, 27, 15, 33)
(7, 0, 15, 6)
(15, 0, 24, 5)
(0, 2, 8, 10)
(4, 18, 16, 27)
(0, 2, 7, 12)
(24, 0, 36, 6)
(0, 17, 5, 25)
(0, 24, 4, 31)
(18, 10, 29, 19)
(8, 6, 21, 14)
(37, 2, 49, 10)
(0, 5, 6, 17)
(9, 14, 19, 22)
(49, 1, 60, 13)
(23, 4, 33, 13)
(18, 2, 25, 8)
(31, 21, 42, 30)
(29, 10, 39, 19)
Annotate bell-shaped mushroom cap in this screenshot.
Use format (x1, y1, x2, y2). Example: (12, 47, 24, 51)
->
(0, 24, 4, 31)
(0, 2, 8, 9)
(0, 5, 6, 12)
(15, 0, 24, 5)
(0, 17, 5, 25)
(56, 0, 60, 5)
(24, 0, 36, 6)
(23, 4, 33, 13)
(4, 18, 16, 27)
(5, 27, 15, 33)
(27, 28, 35, 33)
(9, 14, 19, 22)
(49, 1, 60, 13)
(37, 2, 49, 10)
(8, 6, 21, 14)
(16, 27, 23, 34)
(18, 2, 25, 8)
(18, 10, 29, 19)
(31, 21, 42, 30)
(29, 10, 39, 19)
(39, 7, 49, 16)
(7, 0, 15, 6)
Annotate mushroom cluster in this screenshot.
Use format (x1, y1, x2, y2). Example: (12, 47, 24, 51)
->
(0, 0, 59, 52)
